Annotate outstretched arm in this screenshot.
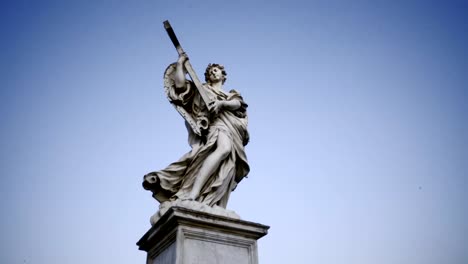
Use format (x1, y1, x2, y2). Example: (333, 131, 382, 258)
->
(175, 53, 188, 89)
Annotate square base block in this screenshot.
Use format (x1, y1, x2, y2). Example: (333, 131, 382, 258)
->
(137, 207, 269, 264)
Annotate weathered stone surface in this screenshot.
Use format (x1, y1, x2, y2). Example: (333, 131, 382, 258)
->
(137, 207, 269, 264)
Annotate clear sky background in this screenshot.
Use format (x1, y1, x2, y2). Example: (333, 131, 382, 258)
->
(1, 1, 467, 263)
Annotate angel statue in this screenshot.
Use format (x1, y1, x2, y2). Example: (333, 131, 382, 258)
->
(142, 22, 249, 224)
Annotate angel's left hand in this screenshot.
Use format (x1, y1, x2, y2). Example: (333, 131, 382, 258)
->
(209, 100, 224, 115)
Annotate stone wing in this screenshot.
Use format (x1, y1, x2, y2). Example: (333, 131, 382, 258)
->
(163, 63, 201, 136)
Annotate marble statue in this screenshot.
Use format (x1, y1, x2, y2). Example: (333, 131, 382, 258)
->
(142, 21, 249, 224)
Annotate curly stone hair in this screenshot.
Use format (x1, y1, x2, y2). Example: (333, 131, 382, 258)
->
(204, 63, 227, 84)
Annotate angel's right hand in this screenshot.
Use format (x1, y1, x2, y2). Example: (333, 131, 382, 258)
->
(178, 52, 189, 64)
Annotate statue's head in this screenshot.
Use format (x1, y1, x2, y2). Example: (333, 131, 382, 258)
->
(205, 63, 227, 84)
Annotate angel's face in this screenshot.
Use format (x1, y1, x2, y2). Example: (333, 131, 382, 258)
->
(208, 67, 223, 83)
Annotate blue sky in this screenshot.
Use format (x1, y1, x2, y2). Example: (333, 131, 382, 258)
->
(1, 1, 467, 263)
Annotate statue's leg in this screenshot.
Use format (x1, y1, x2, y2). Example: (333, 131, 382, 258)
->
(188, 130, 231, 200)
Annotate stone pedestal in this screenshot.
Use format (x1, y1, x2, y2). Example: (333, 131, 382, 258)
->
(137, 207, 269, 264)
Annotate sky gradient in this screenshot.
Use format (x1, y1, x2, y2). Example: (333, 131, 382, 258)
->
(1, 1, 467, 263)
